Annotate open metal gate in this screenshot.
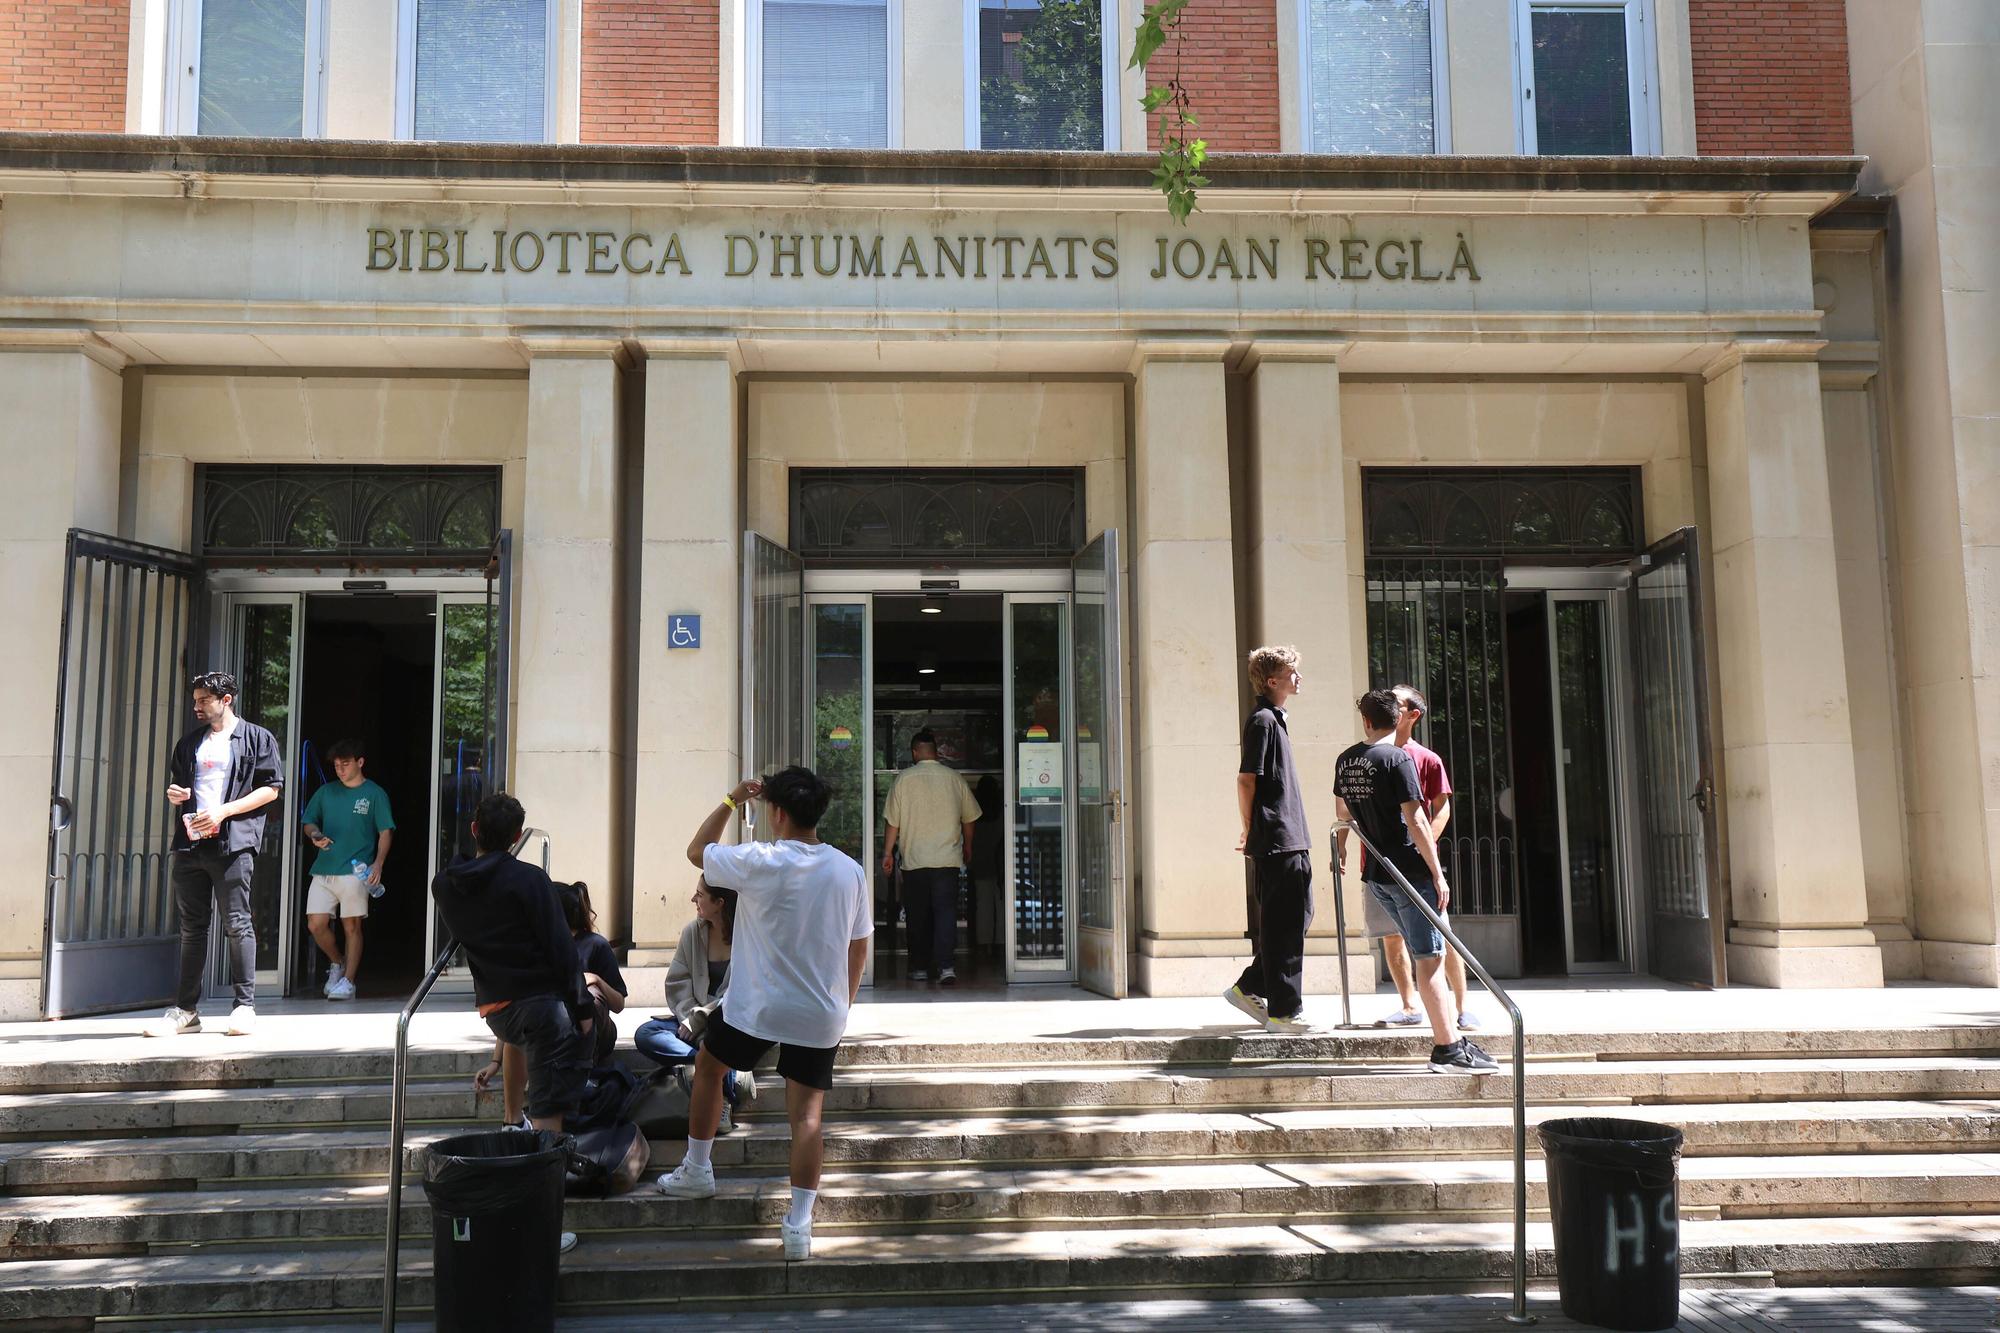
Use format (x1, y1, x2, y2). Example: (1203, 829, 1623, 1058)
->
(44, 531, 202, 1018)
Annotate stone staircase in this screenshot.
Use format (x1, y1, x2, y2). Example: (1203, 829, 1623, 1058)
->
(5, 1020, 2000, 1328)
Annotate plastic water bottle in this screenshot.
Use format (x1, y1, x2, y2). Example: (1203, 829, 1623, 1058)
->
(354, 858, 385, 900)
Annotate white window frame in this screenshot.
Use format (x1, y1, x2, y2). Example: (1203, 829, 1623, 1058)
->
(962, 0, 1120, 151)
(1513, 0, 1659, 155)
(165, 0, 329, 137)
(746, 0, 904, 149)
(1296, 0, 1451, 154)
(394, 0, 560, 142)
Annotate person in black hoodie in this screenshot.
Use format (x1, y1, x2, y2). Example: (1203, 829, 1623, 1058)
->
(431, 792, 590, 1131)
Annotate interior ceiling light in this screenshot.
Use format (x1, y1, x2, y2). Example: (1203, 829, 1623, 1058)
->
(917, 651, 938, 676)
(920, 596, 944, 614)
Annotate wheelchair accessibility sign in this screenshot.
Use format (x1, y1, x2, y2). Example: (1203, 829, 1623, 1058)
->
(668, 615, 701, 650)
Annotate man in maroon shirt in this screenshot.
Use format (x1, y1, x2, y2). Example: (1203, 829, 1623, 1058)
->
(1367, 685, 1479, 1030)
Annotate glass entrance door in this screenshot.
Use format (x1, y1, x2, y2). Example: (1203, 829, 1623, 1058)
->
(1072, 532, 1126, 997)
(1005, 594, 1071, 979)
(807, 596, 872, 980)
(1547, 591, 1632, 970)
(217, 593, 303, 998)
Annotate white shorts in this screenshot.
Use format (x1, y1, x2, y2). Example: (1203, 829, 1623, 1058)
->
(306, 874, 369, 919)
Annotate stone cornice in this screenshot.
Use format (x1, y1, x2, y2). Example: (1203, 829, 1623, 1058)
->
(0, 134, 1862, 217)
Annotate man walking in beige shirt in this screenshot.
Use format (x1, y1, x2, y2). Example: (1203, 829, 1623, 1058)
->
(881, 728, 981, 985)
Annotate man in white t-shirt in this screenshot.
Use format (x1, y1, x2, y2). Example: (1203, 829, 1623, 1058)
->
(657, 765, 871, 1261)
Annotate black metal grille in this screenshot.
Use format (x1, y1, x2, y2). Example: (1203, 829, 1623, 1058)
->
(1363, 467, 1642, 560)
(1365, 556, 1517, 917)
(197, 465, 500, 565)
(792, 468, 1083, 565)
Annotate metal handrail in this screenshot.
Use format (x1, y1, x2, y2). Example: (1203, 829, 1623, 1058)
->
(381, 826, 551, 1333)
(1334, 819, 1536, 1327)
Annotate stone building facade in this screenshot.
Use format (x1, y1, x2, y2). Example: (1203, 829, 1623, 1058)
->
(0, 0, 1993, 1020)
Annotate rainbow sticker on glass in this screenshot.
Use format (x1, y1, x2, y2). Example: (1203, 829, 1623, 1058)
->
(1025, 724, 1050, 740)
(826, 726, 854, 750)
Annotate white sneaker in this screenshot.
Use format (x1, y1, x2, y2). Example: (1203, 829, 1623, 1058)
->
(736, 1069, 758, 1104)
(908, 969, 929, 983)
(655, 1159, 716, 1199)
(1262, 1009, 1310, 1034)
(225, 1005, 256, 1036)
(781, 1217, 812, 1260)
(144, 1007, 201, 1038)
(558, 1231, 578, 1254)
(326, 976, 357, 1001)
(1222, 985, 1267, 1025)
(324, 962, 344, 996)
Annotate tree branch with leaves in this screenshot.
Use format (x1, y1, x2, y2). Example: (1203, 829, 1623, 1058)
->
(1130, 0, 1206, 223)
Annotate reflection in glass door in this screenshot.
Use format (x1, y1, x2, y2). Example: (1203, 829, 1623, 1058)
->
(1006, 595, 1070, 976)
(807, 598, 872, 980)
(1549, 594, 1629, 969)
(220, 594, 302, 994)
(430, 593, 501, 968)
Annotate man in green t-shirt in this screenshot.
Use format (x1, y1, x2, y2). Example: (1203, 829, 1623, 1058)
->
(301, 739, 395, 1000)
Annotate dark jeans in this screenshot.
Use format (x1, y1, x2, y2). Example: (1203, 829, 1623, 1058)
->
(485, 995, 589, 1120)
(902, 867, 960, 974)
(172, 845, 256, 1011)
(632, 1015, 742, 1105)
(1235, 850, 1314, 1019)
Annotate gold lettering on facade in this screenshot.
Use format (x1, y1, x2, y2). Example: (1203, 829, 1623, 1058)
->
(1450, 233, 1481, 281)
(1340, 238, 1370, 280)
(398, 228, 413, 272)
(992, 236, 1024, 279)
(1023, 237, 1056, 280)
(367, 228, 398, 271)
(725, 234, 757, 277)
(658, 233, 690, 275)
(934, 236, 968, 279)
(1376, 239, 1408, 280)
(420, 229, 450, 273)
(771, 234, 804, 278)
(453, 229, 488, 274)
(509, 231, 545, 273)
(811, 235, 842, 278)
(549, 231, 582, 275)
(1091, 237, 1118, 279)
(894, 237, 927, 278)
(1207, 238, 1240, 281)
(1171, 238, 1203, 279)
(1410, 237, 1442, 281)
(1055, 235, 1086, 279)
(586, 231, 618, 274)
(1149, 237, 1168, 279)
(492, 229, 508, 274)
(1303, 237, 1335, 280)
(621, 233, 654, 275)
(849, 236, 885, 278)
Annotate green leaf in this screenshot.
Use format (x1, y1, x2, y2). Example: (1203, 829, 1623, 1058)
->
(1141, 86, 1172, 112)
(1129, 15, 1164, 69)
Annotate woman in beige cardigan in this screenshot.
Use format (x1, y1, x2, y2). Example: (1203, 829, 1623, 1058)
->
(633, 878, 753, 1106)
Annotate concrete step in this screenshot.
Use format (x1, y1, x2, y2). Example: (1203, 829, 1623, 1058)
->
(4, 1214, 1996, 1323)
(8, 1023, 1997, 1094)
(0, 1079, 484, 1138)
(9, 1153, 2000, 1257)
(12, 1098, 2000, 1194)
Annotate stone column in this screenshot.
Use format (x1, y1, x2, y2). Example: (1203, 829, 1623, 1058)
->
(513, 340, 628, 930)
(0, 335, 125, 1020)
(1126, 342, 1250, 996)
(627, 339, 741, 980)
(1242, 344, 1371, 994)
(1703, 345, 1883, 987)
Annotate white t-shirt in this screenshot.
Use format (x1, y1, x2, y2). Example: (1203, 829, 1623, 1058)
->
(192, 723, 236, 819)
(701, 838, 871, 1049)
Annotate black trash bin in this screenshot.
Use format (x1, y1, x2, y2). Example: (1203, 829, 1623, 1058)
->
(421, 1129, 571, 1333)
(1537, 1117, 1684, 1332)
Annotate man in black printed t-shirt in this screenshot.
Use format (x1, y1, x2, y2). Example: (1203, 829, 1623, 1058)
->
(1333, 689, 1496, 1076)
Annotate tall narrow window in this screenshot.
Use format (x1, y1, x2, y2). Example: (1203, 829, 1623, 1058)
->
(1302, 0, 1444, 154)
(1515, 0, 1656, 154)
(401, 0, 553, 142)
(970, 0, 1113, 151)
(172, 0, 324, 136)
(754, 0, 894, 149)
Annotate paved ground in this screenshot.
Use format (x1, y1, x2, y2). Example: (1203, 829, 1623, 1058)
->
(9, 980, 1999, 1066)
(250, 1288, 2000, 1332)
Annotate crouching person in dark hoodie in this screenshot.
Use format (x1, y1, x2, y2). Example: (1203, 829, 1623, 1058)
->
(431, 792, 592, 1136)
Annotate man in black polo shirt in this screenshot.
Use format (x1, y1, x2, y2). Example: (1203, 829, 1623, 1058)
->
(1334, 689, 1496, 1075)
(1225, 646, 1313, 1033)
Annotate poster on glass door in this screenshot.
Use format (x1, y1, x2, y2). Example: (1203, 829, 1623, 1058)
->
(1018, 740, 1064, 803)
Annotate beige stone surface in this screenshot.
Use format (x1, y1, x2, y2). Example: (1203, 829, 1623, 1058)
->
(0, 347, 124, 976)
(633, 349, 740, 956)
(903, 0, 964, 150)
(512, 350, 627, 927)
(1445, 0, 1516, 155)
(324, 0, 397, 140)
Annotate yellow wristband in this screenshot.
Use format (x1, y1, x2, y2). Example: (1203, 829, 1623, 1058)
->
(722, 794, 737, 811)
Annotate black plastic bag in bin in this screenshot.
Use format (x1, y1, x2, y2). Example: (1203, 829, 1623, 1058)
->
(1537, 1117, 1684, 1332)
(421, 1129, 571, 1333)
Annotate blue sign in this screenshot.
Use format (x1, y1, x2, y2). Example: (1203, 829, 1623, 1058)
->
(668, 614, 701, 650)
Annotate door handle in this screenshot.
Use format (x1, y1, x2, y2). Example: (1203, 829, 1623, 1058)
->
(1689, 782, 1711, 815)
(50, 795, 73, 833)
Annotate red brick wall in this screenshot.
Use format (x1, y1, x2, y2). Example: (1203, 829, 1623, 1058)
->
(1147, 0, 1281, 153)
(581, 0, 719, 145)
(0, 1, 130, 132)
(1690, 0, 1852, 154)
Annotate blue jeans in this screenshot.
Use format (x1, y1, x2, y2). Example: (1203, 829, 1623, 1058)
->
(1368, 876, 1444, 960)
(633, 1015, 740, 1105)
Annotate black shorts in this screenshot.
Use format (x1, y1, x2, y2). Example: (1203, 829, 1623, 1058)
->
(700, 1009, 839, 1092)
(484, 995, 589, 1120)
